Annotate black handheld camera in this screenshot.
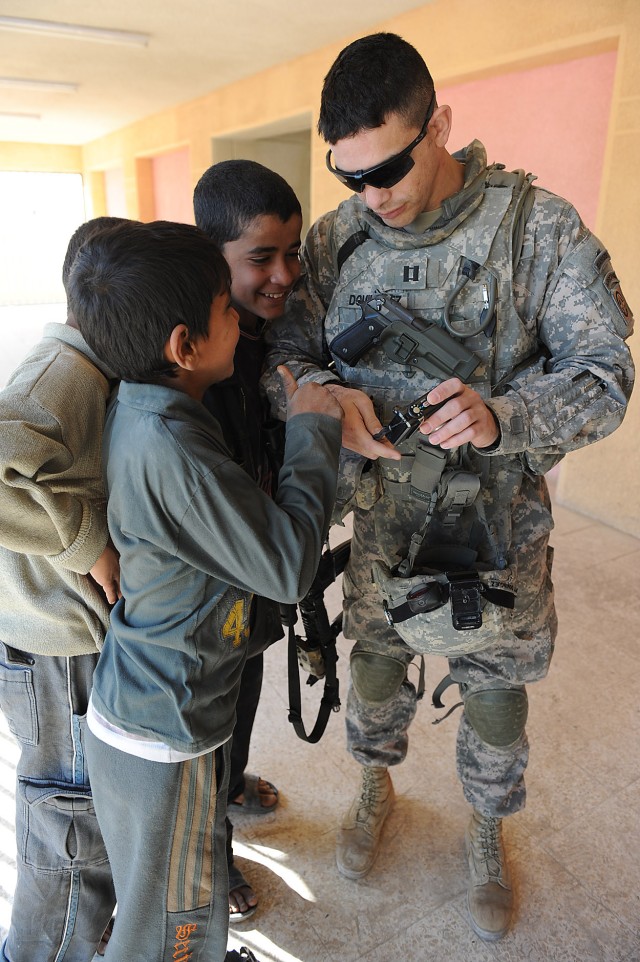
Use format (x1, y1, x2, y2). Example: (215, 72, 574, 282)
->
(374, 393, 447, 446)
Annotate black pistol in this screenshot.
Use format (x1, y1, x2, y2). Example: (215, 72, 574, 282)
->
(329, 292, 479, 382)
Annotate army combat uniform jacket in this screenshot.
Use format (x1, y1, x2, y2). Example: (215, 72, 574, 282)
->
(264, 140, 634, 638)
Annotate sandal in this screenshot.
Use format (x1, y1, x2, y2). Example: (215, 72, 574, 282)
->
(229, 862, 258, 924)
(228, 774, 279, 816)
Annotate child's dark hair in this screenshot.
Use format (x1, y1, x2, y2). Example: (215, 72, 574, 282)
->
(62, 216, 130, 290)
(67, 220, 231, 383)
(193, 160, 301, 246)
(318, 33, 434, 144)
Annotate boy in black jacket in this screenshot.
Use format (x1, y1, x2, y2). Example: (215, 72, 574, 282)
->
(194, 160, 303, 922)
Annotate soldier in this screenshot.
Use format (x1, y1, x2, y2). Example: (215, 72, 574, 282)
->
(262, 32, 634, 941)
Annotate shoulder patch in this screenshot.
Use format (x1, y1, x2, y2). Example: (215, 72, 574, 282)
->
(595, 249, 633, 324)
(604, 269, 632, 323)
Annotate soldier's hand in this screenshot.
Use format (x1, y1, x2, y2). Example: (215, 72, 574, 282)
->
(324, 383, 402, 460)
(278, 365, 343, 422)
(418, 378, 500, 449)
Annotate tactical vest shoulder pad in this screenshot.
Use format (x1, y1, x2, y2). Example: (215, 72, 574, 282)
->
(485, 165, 537, 269)
(331, 199, 370, 275)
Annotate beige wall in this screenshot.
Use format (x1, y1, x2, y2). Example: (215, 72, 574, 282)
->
(10, 0, 638, 535)
(0, 142, 81, 173)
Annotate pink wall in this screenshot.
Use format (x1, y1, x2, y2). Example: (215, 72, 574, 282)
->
(439, 51, 617, 229)
(151, 147, 194, 224)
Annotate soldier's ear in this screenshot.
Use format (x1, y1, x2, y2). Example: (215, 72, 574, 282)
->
(429, 104, 453, 149)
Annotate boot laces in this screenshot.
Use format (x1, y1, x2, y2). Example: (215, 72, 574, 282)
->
(355, 768, 386, 823)
(477, 816, 504, 881)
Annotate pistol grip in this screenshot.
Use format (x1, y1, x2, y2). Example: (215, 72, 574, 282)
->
(329, 313, 385, 366)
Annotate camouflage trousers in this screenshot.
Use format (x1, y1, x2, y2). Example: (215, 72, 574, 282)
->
(342, 486, 557, 818)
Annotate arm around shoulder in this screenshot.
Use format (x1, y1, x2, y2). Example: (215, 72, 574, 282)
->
(262, 210, 342, 420)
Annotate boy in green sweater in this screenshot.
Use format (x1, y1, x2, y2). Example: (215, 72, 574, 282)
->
(0, 217, 125, 962)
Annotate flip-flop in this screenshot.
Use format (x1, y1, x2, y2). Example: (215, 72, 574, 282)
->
(229, 862, 258, 924)
(228, 773, 279, 816)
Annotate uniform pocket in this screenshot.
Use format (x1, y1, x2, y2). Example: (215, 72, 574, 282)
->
(333, 450, 381, 524)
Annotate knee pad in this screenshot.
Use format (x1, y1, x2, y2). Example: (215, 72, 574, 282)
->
(350, 651, 407, 707)
(463, 686, 528, 749)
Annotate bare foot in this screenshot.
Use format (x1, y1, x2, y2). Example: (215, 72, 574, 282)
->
(229, 881, 258, 918)
(232, 777, 277, 810)
(229, 774, 279, 814)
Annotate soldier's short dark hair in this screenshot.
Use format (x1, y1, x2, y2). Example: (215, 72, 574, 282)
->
(67, 219, 231, 383)
(193, 160, 301, 247)
(318, 33, 435, 144)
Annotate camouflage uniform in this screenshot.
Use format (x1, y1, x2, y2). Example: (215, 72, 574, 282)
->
(263, 141, 634, 817)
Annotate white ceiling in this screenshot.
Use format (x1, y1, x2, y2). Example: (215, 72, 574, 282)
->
(0, 1, 430, 146)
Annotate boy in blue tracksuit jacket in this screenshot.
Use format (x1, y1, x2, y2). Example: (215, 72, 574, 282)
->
(67, 219, 342, 962)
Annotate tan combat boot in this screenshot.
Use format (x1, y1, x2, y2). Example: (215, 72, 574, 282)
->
(465, 810, 513, 941)
(336, 766, 394, 879)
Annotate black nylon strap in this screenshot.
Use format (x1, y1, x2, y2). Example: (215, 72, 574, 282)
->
(482, 584, 515, 609)
(287, 621, 340, 744)
(284, 541, 349, 743)
(385, 577, 515, 626)
(430, 672, 463, 724)
(336, 229, 370, 273)
(432, 672, 457, 709)
(385, 589, 448, 625)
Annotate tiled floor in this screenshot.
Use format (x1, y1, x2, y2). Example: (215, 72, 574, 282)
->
(0, 494, 639, 961)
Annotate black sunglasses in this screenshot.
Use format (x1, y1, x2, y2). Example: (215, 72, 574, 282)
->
(326, 91, 436, 193)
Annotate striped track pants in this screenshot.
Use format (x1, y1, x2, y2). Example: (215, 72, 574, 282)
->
(85, 730, 230, 962)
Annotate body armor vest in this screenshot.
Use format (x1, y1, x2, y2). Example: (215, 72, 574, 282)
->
(326, 165, 539, 639)
(327, 164, 537, 417)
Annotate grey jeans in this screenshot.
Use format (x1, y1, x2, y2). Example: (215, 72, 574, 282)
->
(0, 643, 116, 962)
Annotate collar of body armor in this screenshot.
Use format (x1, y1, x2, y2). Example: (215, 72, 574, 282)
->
(439, 140, 489, 224)
(356, 140, 490, 247)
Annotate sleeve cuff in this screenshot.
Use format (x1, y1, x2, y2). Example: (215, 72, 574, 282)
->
(48, 503, 110, 574)
(474, 395, 531, 456)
